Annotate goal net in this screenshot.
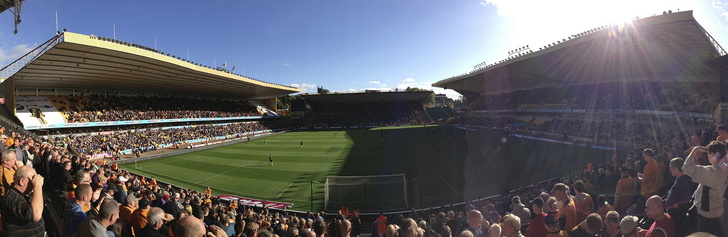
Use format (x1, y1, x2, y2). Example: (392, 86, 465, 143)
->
(325, 174, 408, 212)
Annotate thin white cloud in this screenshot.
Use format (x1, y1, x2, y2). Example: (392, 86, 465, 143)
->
(0, 44, 34, 67)
(348, 89, 356, 92)
(404, 78, 415, 82)
(368, 80, 380, 84)
(282, 63, 291, 66)
(289, 83, 317, 93)
(714, 0, 728, 21)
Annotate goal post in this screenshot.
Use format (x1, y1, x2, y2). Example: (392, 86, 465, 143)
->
(325, 174, 408, 212)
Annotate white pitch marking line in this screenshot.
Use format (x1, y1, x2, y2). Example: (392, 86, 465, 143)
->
(277, 182, 294, 199)
(441, 177, 458, 193)
(195, 160, 256, 184)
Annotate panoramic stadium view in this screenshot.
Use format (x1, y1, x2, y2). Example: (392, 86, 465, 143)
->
(1, 1, 728, 237)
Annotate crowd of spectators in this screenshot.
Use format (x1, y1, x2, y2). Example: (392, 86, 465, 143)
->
(308, 101, 429, 127)
(465, 81, 718, 114)
(66, 122, 270, 157)
(0, 117, 727, 237)
(51, 95, 263, 123)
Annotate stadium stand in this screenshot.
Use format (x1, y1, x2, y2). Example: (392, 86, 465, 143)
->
(67, 121, 271, 158)
(1, 9, 727, 237)
(50, 95, 262, 123)
(308, 101, 429, 127)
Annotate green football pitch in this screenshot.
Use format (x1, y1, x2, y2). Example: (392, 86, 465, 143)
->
(120, 126, 610, 212)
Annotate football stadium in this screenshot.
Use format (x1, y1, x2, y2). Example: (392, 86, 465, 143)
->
(1, 3, 728, 237)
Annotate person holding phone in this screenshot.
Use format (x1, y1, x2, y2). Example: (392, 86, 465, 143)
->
(682, 140, 728, 236)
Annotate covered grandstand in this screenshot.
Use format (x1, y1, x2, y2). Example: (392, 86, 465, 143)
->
(0, 31, 299, 131)
(433, 10, 728, 142)
(302, 91, 433, 127)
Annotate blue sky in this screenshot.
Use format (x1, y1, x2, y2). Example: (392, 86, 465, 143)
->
(1, 1, 727, 99)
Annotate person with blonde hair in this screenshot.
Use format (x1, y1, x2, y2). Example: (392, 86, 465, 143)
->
(502, 214, 524, 237)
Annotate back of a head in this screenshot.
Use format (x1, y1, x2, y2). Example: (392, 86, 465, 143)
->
(459, 230, 473, 237)
(572, 180, 585, 193)
(259, 230, 274, 237)
(718, 125, 727, 133)
(340, 219, 352, 235)
(313, 219, 327, 237)
(176, 216, 206, 237)
(245, 222, 260, 237)
(147, 207, 165, 226)
(98, 199, 120, 220)
(75, 184, 92, 200)
(707, 140, 726, 155)
(386, 224, 400, 237)
(643, 148, 654, 158)
(400, 218, 418, 233)
(585, 213, 602, 233)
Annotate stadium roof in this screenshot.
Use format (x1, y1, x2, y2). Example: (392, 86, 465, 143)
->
(0, 32, 300, 99)
(432, 10, 726, 96)
(302, 91, 432, 104)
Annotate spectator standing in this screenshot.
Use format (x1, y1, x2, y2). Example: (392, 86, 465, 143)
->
(682, 141, 728, 236)
(663, 157, 697, 236)
(640, 149, 663, 201)
(1, 166, 45, 236)
(572, 180, 593, 224)
(524, 197, 547, 237)
(614, 167, 635, 215)
(551, 183, 577, 232)
(62, 183, 92, 237)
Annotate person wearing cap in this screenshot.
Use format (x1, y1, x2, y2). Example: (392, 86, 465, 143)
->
(525, 197, 548, 237)
(510, 196, 531, 228)
(682, 141, 728, 236)
(162, 192, 181, 220)
(569, 213, 602, 237)
(551, 183, 577, 232)
(130, 198, 152, 234)
(115, 175, 129, 206)
(620, 216, 639, 237)
(119, 194, 138, 237)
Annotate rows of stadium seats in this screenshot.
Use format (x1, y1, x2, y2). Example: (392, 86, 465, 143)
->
(308, 101, 429, 127)
(65, 121, 271, 157)
(49, 95, 263, 123)
(465, 81, 718, 114)
(425, 107, 456, 122)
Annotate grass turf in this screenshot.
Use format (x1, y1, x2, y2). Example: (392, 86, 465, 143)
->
(120, 125, 610, 212)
